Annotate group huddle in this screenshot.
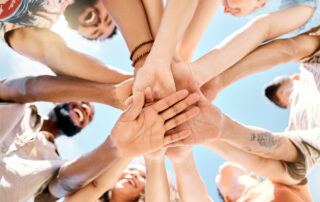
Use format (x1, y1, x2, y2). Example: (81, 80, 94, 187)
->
(1, 0, 320, 201)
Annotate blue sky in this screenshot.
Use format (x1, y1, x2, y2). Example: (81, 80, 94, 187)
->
(1, 1, 320, 201)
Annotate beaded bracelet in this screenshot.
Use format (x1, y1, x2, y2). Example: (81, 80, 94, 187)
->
(130, 40, 154, 61)
(132, 50, 151, 67)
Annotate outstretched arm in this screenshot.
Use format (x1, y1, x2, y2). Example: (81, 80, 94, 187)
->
(6, 27, 131, 84)
(50, 89, 200, 198)
(203, 139, 300, 185)
(176, 0, 220, 62)
(144, 151, 171, 202)
(0, 75, 133, 109)
(198, 31, 320, 98)
(167, 147, 211, 202)
(102, 0, 154, 68)
(133, 0, 199, 97)
(191, 5, 315, 85)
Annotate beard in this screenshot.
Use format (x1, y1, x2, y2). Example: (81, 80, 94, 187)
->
(53, 103, 82, 137)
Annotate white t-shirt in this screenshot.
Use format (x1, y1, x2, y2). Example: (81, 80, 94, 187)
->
(0, 103, 65, 202)
(286, 48, 320, 180)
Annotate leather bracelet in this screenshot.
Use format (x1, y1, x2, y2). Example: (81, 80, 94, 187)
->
(130, 40, 154, 61)
(132, 50, 150, 67)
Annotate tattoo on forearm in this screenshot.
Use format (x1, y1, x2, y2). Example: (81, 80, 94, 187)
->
(250, 132, 280, 148)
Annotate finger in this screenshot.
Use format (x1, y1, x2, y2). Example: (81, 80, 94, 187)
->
(145, 87, 154, 104)
(153, 89, 161, 101)
(152, 89, 189, 112)
(164, 107, 200, 131)
(120, 91, 145, 121)
(163, 130, 191, 146)
(160, 93, 200, 121)
(125, 96, 134, 106)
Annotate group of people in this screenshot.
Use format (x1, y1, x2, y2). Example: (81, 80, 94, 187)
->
(1, 0, 320, 201)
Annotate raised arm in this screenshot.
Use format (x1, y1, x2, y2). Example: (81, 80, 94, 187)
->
(101, 0, 154, 68)
(144, 150, 171, 202)
(0, 75, 133, 109)
(50, 89, 200, 198)
(199, 32, 320, 100)
(191, 5, 315, 84)
(133, 0, 199, 97)
(166, 147, 211, 202)
(203, 139, 300, 185)
(6, 27, 131, 84)
(176, 0, 220, 62)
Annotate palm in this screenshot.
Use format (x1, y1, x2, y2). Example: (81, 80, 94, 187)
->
(134, 63, 176, 98)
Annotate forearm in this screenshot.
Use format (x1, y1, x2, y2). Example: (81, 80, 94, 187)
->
(176, 0, 220, 62)
(209, 34, 320, 90)
(0, 75, 126, 109)
(219, 114, 298, 162)
(145, 157, 170, 202)
(64, 158, 131, 202)
(171, 152, 210, 202)
(203, 140, 300, 185)
(8, 27, 131, 84)
(147, 0, 199, 64)
(191, 5, 315, 84)
(102, 0, 153, 57)
(141, 0, 164, 38)
(49, 136, 121, 198)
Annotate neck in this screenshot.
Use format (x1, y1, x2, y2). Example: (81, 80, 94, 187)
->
(41, 119, 60, 138)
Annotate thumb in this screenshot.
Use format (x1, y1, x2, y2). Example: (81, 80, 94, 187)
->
(120, 91, 145, 121)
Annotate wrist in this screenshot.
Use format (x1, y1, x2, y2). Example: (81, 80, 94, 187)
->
(105, 135, 122, 158)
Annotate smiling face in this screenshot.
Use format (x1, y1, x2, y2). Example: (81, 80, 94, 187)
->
(222, 0, 266, 16)
(67, 101, 95, 129)
(76, 0, 116, 40)
(111, 164, 146, 201)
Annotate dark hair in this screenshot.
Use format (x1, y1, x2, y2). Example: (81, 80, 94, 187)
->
(98, 190, 111, 202)
(53, 103, 82, 137)
(264, 75, 291, 108)
(217, 188, 225, 202)
(81, 26, 118, 41)
(64, 0, 99, 29)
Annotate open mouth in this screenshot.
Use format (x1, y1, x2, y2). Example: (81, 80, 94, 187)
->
(73, 108, 84, 122)
(126, 178, 137, 188)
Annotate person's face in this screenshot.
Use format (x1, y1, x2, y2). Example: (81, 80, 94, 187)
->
(77, 0, 116, 40)
(67, 101, 95, 129)
(111, 164, 146, 201)
(222, 0, 266, 16)
(275, 75, 299, 108)
(216, 163, 259, 202)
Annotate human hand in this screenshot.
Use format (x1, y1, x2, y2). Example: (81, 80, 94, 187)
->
(113, 78, 134, 110)
(167, 80, 225, 146)
(172, 61, 223, 102)
(133, 60, 176, 99)
(110, 88, 200, 158)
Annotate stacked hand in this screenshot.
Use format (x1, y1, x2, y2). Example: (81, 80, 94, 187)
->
(110, 88, 200, 158)
(133, 60, 176, 99)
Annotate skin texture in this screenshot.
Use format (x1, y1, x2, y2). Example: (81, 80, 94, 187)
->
(0, 75, 133, 110)
(62, 89, 200, 201)
(216, 162, 313, 202)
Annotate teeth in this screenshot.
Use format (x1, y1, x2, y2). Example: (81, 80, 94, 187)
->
(85, 12, 96, 24)
(73, 108, 84, 122)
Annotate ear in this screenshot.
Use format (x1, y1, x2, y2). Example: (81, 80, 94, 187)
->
(257, 0, 266, 7)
